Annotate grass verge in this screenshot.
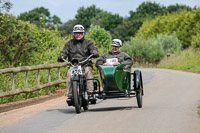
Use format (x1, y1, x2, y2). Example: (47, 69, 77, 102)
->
(158, 48, 200, 73)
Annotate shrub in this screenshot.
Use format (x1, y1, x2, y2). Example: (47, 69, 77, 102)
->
(121, 36, 165, 61)
(191, 33, 200, 49)
(85, 24, 112, 56)
(156, 33, 182, 53)
(136, 9, 200, 49)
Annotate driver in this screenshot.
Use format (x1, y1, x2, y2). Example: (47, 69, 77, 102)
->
(57, 24, 99, 101)
(95, 39, 133, 67)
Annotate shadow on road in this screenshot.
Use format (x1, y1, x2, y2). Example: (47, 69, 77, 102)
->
(46, 108, 76, 114)
(88, 106, 137, 112)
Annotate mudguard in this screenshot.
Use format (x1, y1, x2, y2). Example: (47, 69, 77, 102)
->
(134, 70, 143, 91)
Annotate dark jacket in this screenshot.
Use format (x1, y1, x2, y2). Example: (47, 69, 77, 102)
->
(58, 38, 98, 67)
(95, 51, 133, 67)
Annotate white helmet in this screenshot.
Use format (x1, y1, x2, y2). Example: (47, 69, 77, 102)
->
(73, 24, 85, 33)
(111, 39, 122, 47)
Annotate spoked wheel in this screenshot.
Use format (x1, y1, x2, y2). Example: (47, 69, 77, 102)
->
(72, 81, 82, 113)
(136, 90, 142, 108)
(133, 70, 143, 108)
(136, 79, 143, 108)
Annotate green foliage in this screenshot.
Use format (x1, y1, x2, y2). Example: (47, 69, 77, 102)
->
(0, 14, 70, 104)
(85, 25, 112, 55)
(198, 105, 200, 117)
(17, 7, 62, 28)
(121, 34, 181, 60)
(0, 0, 12, 14)
(91, 11, 123, 32)
(75, 5, 103, 30)
(112, 19, 142, 42)
(156, 33, 182, 53)
(136, 9, 200, 49)
(58, 19, 76, 36)
(191, 33, 200, 49)
(158, 48, 200, 73)
(30, 28, 70, 65)
(0, 14, 39, 67)
(0, 14, 67, 68)
(167, 4, 193, 13)
(129, 1, 167, 21)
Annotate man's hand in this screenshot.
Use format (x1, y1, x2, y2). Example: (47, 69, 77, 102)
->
(57, 53, 66, 62)
(113, 62, 120, 65)
(103, 62, 120, 65)
(103, 62, 110, 65)
(90, 50, 99, 58)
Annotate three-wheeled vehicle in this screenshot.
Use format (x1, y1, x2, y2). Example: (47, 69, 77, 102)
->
(63, 55, 144, 113)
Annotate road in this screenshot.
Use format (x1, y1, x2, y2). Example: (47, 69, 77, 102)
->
(0, 68, 200, 133)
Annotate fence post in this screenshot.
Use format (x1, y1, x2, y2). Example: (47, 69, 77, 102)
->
(25, 71, 28, 89)
(37, 70, 40, 97)
(37, 70, 40, 86)
(58, 68, 60, 80)
(11, 73, 15, 90)
(48, 69, 51, 92)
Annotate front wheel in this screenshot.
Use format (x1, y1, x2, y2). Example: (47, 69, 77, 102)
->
(72, 81, 82, 113)
(136, 89, 143, 108)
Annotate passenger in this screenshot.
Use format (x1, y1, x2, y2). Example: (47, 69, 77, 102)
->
(95, 39, 133, 68)
(57, 24, 99, 100)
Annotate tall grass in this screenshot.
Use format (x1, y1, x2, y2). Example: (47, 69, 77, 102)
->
(198, 105, 200, 117)
(158, 48, 200, 73)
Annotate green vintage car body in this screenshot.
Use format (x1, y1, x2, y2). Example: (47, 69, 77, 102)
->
(98, 64, 131, 92)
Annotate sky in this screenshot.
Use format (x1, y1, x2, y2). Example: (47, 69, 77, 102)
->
(8, 0, 200, 23)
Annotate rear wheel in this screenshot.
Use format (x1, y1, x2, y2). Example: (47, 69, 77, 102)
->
(72, 81, 82, 113)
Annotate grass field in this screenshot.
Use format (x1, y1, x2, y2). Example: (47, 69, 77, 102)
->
(158, 48, 200, 74)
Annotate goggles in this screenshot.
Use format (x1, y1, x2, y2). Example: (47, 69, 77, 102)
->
(73, 26, 84, 31)
(111, 41, 121, 46)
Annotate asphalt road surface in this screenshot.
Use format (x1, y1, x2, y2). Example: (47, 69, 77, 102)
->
(0, 68, 200, 133)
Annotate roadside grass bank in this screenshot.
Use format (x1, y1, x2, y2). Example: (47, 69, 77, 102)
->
(157, 48, 200, 74)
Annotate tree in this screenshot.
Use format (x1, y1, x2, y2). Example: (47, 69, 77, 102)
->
(17, 7, 62, 28)
(91, 11, 123, 32)
(85, 25, 112, 55)
(136, 10, 200, 48)
(0, 0, 12, 14)
(167, 4, 193, 13)
(112, 19, 142, 42)
(75, 5, 103, 30)
(52, 15, 62, 25)
(58, 19, 76, 36)
(0, 14, 39, 67)
(129, 1, 167, 21)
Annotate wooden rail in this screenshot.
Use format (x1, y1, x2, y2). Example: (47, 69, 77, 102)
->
(0, 63, 70, 98)
(132, 54, 160, 65)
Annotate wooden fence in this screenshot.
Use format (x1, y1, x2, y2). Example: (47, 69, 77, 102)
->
(132, 54, 160, 65)
(0, 63, 70, 98)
